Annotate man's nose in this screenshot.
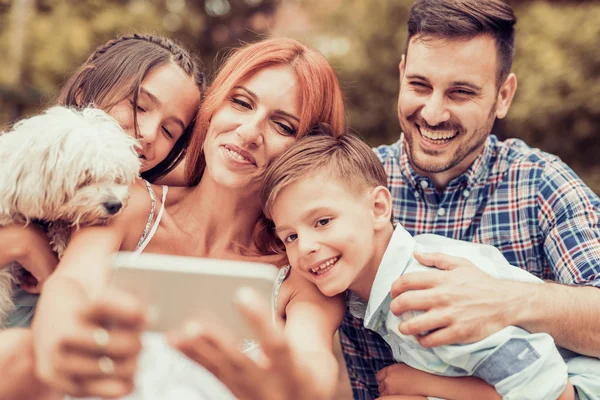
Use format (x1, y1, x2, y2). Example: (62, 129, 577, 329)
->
(420, 93, 450, 127)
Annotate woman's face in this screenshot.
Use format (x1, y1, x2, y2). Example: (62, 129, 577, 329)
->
(203, 65, 301, 191)
(108, 63, 201, 172)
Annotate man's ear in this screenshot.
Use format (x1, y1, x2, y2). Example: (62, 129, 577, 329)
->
(371, 186, 393, 230)
(399, 54, 406, 82)
(495, 72, 517, 119)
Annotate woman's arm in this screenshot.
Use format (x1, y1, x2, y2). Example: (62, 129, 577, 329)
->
(280, 270, 346, 399)
(32, 181, 149, 398)
(0, 224, 58, 292)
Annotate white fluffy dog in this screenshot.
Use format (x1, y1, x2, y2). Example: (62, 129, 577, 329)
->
(0, 106, 141, 326)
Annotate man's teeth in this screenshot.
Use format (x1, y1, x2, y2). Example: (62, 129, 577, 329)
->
(227, 148, 249, 162)
(419, 127, 457, 141)
(311, 257, 339, 274)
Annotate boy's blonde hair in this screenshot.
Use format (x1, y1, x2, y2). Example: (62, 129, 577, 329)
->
(259, 129, 389, 255)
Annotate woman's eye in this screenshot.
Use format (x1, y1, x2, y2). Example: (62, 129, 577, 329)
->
(316, 218, 331, 227)
(232, 97, 252, 110)
(284, 233, 297, 244)
(275, 122, 297, 136)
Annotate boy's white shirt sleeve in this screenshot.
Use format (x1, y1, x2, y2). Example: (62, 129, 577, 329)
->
(383, 234, 568, 400)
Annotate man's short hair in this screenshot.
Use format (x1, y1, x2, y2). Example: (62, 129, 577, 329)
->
(261, 127, 388, 220)
(406, 0, 517, 86)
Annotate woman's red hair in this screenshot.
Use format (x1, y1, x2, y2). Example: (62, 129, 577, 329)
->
(185, 37, 347, 185)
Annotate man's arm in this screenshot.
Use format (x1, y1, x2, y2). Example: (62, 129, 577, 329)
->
(390, 159, 600, 356)
(390, 252, 600, 357)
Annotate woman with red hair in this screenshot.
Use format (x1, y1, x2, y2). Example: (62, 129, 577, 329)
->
(33, 37, 347, 400)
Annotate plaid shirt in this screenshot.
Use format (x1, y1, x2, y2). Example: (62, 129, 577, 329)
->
(340, 134, 600, 399)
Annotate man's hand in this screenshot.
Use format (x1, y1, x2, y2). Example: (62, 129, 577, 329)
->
(390, 252, 515, 348)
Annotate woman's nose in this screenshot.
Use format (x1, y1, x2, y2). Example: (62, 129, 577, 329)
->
(236, 117, 264, 147)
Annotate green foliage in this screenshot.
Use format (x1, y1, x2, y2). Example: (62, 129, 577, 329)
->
(1, 0, 598, 192)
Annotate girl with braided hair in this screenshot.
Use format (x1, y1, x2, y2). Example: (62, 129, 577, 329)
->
(0, 33, 203, 400)
(32, 37, 347, 400)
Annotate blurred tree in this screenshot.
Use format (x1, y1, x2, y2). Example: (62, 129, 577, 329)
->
(1, 0, 598, 192)
(272, 0, 600, 193)
(0, 0, 278, 121)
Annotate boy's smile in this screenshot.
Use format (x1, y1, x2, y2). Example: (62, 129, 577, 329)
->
(271, 171, 382, 298)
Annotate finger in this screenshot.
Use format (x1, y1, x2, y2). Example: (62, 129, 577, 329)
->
(55, 352, 138, 380)
(61, 326, 143, 358)
(83, 290, 147, 329)
(390, 271, 443, 297)
(76, 377, 135, 399)
(234, 287, 288, 367)
(389, 287, 447, 316)
(413, 251, 464, 271)
(397, 309, 451, 337)
(415, 324, 473, 348)
(378, 379, 388, 396)
(171, 321, 252, 381)
(376, 365, 388, 382)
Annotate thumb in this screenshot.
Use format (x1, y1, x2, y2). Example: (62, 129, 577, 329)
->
(413, 251, 462, 271)
(376, 365, 388, 382)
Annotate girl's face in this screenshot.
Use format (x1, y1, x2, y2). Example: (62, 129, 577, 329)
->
(203, 65, 301, 192)
(108, 63, 201, 172)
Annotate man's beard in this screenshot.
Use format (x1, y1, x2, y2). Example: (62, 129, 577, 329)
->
(400, 104, 496, 174)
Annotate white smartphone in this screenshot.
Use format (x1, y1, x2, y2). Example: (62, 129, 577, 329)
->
(109, 252, 279, 341)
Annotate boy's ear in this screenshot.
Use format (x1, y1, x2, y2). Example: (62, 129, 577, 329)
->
(371, 186, 392, 230)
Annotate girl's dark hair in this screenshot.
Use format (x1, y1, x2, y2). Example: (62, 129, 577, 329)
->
(56, 33, 206, 182)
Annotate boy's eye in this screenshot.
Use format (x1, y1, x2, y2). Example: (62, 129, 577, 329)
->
(316, 218, 331, 227)
(232, 97, 252, 110)
(284, 233, 298, 244)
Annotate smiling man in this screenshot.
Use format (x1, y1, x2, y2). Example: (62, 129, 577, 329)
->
(338, 0, 600, 398)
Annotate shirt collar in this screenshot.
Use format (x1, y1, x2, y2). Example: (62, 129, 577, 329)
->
(398, 133, 497, 189)
(363, 224, 416, 326)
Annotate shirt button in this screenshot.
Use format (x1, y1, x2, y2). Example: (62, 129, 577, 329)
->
(437, 207, 446, 216)
(463, 189, 470, 198)
(413, 191, 420, 199)
(420, 180, 429, 189)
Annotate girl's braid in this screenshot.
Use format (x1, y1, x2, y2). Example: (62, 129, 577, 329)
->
(86, 34, 202, 85)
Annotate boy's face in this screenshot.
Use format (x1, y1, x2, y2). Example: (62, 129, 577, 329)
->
(271, 172, 380, 297)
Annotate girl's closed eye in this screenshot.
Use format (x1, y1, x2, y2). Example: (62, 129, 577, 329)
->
(162, 126, 173, 139)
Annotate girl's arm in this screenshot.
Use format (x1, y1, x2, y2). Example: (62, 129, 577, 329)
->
(0, 224, 58, 292)
(32, 181, 149, 398)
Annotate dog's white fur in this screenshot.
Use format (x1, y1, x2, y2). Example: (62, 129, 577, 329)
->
(0, 106, 140, 327)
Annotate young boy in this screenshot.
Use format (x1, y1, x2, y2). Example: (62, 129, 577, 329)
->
(260, 132, 599, 400)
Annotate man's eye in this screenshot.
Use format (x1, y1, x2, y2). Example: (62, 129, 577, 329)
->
(232, 97, 252, 109)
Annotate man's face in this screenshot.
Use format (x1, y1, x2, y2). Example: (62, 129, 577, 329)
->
(398, 34, 511, 183)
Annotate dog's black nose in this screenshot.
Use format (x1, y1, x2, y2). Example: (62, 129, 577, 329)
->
(103, 200, 123, 215)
